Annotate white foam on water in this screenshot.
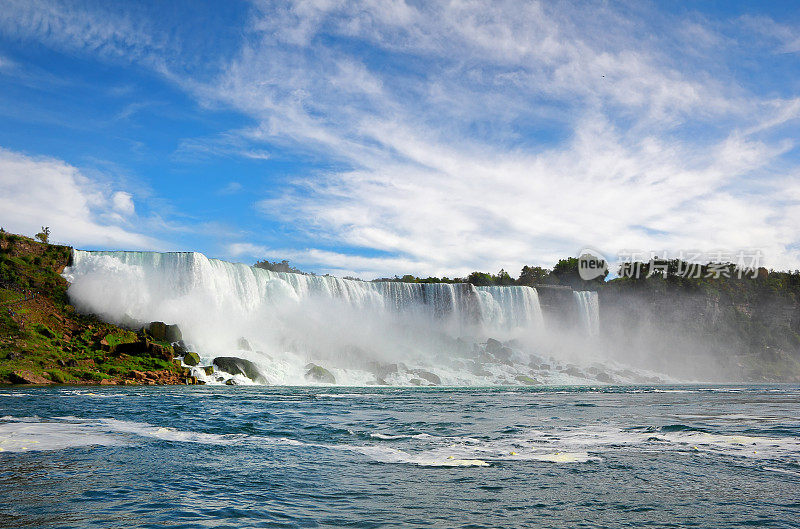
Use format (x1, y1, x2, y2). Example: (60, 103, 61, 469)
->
(652, 430, 800, 460)
(0, 417, 126, 452)
(506, 424, 800, 464)
(0, 416, 243, 453)
(90, 418, 244, 445)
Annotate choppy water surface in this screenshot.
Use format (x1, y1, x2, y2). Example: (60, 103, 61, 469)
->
(1, 385, 799, 528)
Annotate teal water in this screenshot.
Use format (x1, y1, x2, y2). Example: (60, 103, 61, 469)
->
(1, 386, 799, 528)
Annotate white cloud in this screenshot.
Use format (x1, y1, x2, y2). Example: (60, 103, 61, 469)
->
(4, 1, 800, 276)
(111, 191, 135, 216)
(0, 147, 161, 249)
(205, 2, 800, 276)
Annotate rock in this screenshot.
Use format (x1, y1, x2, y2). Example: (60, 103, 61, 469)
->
(563, 366, 585, 378)
(99, 338, 111, 352)
(145, 322, 182, 343)
(99, 378, 115, 385)
(477, 352, 494, 364)
(35, 325, 55, 339)
(213, 357, 268, 384)
(594, 372, 614, 383)
(202, 365, 214, 375)
(305, 364, 336, 384)
(146, 321, 167, 341)
(173, 340, 188, 355)
(237, 337, 252, 351)
(409, 378, 425, 386)
(495, 346, 514, 361)
(183, 352, 201, 366)
(147, 342, 174, 361)
(470, 364, 493, 377)
(9, 370, 52, 384)
(131, 370, 147, 381)
(164, 324, 182, 343)
(515, 375, 539, 385)
(408, 369, 441, 385)
(367, 361, 404, 379)
(116, 339, 173, 360)
(486, 338, 503, 354)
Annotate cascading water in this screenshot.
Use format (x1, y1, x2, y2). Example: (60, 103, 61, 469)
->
(574, 291, 600, 336)
(62, 250, 644, 386)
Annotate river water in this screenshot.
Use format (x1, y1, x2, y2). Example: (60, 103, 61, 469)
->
(1, 385, 798, 528)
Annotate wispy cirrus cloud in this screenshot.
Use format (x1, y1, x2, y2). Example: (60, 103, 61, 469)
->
(205, 1, 800, 275)
(2, 1, 800, 276)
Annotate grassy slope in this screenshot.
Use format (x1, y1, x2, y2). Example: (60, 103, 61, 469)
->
(0, 232, 186, 385)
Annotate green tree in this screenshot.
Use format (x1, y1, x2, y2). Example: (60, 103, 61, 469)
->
(518, 265, 550, 286)
(35, 226, 50, 244)
(466, 271, 495, 286)
(254, 259, 307, 274)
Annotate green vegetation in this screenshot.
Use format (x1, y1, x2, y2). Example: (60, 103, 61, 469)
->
(0, 231, 185, 385)
(35, 226, 50, 244)
(254, 259, 308, 274)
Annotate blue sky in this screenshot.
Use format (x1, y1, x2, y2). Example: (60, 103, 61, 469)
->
(0, 0, 799, 278)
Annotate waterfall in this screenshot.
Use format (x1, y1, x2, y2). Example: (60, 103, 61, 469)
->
(475, 285, 544, 331)
(63, 251, 556, 381)
(574, 291, 600, 335)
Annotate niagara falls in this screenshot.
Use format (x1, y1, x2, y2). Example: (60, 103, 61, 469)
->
(2, 1, 800, 528)
(63, 249, 615, 387)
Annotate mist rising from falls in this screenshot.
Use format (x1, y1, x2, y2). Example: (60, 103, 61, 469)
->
(63, 250, 622, 386)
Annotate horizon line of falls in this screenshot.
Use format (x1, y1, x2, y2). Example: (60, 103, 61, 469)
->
(63, 250, 614, 386)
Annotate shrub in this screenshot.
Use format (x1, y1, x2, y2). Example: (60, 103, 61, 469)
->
(48, 369, 68, 383)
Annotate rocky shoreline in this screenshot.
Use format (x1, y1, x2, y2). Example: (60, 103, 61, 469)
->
(0, 232, 193, 386)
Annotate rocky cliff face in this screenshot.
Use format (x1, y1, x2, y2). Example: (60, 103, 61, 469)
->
(0, 232, 187, 385)
(597, 277, 800, 382)
(536, 286, 579, 330)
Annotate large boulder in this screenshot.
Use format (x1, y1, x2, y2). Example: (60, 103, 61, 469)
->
(146, 322, 182, 343)
(115, 339, 173, 361)
(9, 370, 53, 384)
(213, 357, 268, 384)
(165, 324, 182, 343)
(146, 321, 167, 341)
(305, 364, 336, 384)
(183, 352, 201, 366)
(515, 375, 540, 386)
(366, 361, 406, 380)
(485, 338, 503, 354)
(147, 342, 174, 362)
(495, 346, 514, 362)
(408, 369, 441, 385)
